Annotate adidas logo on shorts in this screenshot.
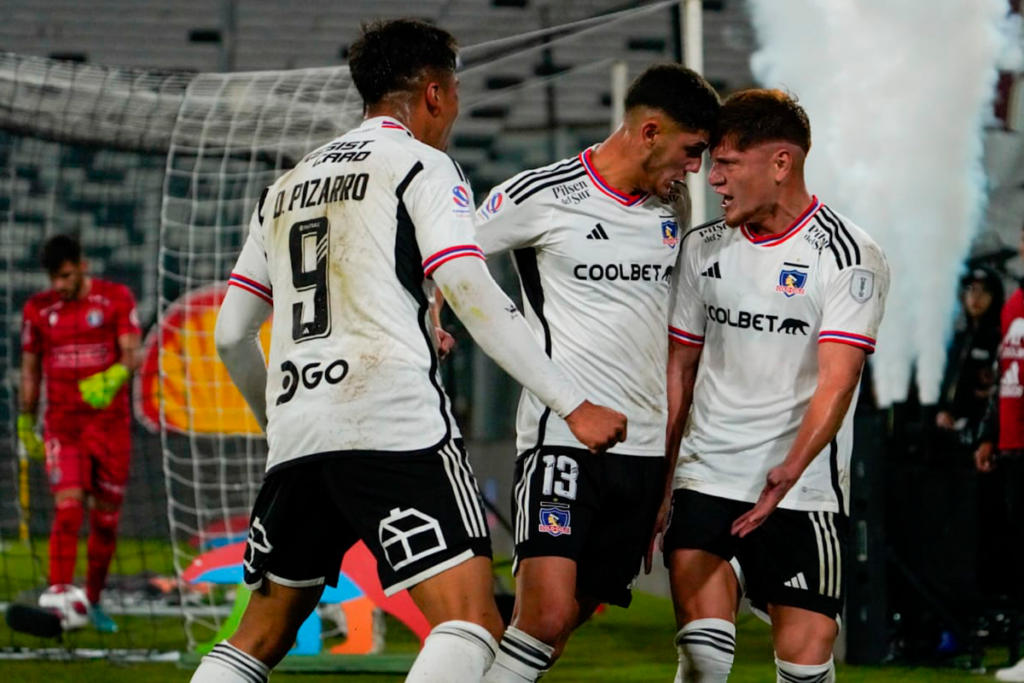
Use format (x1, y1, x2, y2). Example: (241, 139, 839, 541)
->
(783, 572, 808, 590)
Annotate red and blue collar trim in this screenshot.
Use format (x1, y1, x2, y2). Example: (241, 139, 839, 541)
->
(741, 196, 821, 247)
(580, 147, 649, 207)
(374, 117, 413, 137)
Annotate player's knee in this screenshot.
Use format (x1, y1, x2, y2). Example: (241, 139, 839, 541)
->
(53, 496, 85, 534)
(90, 507, 120, 537)
(771, 610, 837, 664)
(231, 615, 304, 668)
(515, 603, 575, 647)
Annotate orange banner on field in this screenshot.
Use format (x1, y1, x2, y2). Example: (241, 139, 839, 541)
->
(135, 283, 271, 436)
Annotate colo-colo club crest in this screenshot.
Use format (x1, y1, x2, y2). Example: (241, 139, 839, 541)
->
(662, 220, 679, 248)
(776, 267, 807, 297)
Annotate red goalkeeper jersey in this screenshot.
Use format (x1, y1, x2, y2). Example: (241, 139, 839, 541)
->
(21, 278, 140, 419)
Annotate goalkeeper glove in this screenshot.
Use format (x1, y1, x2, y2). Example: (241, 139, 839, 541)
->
(78, 363, 130, 410)
(17, 414, 44, 461)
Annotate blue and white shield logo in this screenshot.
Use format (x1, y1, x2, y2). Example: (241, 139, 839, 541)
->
(86, 309, 104, 327)
(538, 507, 572, 537)
(776, 269, 807, 297)
(661, 220, 679, 248)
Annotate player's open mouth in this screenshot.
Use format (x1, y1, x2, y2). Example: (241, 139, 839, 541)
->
(721, 195, 733, 208)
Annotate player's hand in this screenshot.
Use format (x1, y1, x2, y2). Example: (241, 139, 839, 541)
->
(16, 414, 44, 461)
(731, 464, 799, 538)
(645, 492, 672, 575)
(435, 327, 456, 360)
(935, 411, 956, 430)
(564, 401, 627, 454)
(975, 441, 996, 473)
(78, 363, 130, 410)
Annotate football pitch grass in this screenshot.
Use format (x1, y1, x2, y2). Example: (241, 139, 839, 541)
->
(0, 539, 1004, 681)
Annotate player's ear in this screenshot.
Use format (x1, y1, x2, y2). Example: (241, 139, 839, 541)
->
(640, 118, 661, 149)
(424, 81, 443, 117)
(772, 148, 792, 183)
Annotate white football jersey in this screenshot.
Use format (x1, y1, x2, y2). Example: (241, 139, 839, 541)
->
(229, 117, 484, 472)
(476, 147, 683, 457)
(670, 198, 889, 513)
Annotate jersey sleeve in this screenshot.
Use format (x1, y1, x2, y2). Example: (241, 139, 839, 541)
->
(668, 241, 706, 347)
(114, 285, 141, 337)
(403, 156, 485, 279)
(227, 190, 273, 304)
(818, 242, 890, 354)
(474, 181, 550, 256)
(21, 299, 42, 354)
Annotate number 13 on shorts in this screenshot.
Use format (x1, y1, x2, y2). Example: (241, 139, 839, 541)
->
(541, 454, 578, 500)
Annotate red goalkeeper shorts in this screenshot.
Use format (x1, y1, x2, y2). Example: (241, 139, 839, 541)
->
(44, 409, 131, 504)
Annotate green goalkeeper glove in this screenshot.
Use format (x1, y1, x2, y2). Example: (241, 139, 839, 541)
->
(78, 363, 130, 410)
(17, 414, 44, 461)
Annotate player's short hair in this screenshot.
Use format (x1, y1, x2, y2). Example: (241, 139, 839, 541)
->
(348, 19, 458, 107)
(40, 234, 82, 274)
(710, 89, 811, 153)
(624, 63, 721, 135)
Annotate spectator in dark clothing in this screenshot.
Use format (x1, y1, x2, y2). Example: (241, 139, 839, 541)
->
(935, 266, 1003, 446)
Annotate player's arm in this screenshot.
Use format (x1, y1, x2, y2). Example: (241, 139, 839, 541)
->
(432, 257, 625, 452)
(645, 339, 702, 573)
(646, 245, 705, 572)
(18, 305, 45, 459)
(20, 351, 41, 416)
(215, 201, 273, 431)
(114, 292, 142, 378)
(731, 344, 865, 538)
(732, 243, 891, 537)
(430, 288, 455, 360)
(118, 333, 141, 373)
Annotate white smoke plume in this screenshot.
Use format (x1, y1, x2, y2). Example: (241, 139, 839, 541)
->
(746, 0, 1010, 405)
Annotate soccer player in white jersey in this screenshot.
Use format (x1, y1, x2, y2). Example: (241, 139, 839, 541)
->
(473, 64, 721, 683)
(188, 20, 627, 683)
(659, 90, 890, 682)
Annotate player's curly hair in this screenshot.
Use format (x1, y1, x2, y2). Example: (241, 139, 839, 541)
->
(348, 19, 458, 107)
(624, 63, 721, 135)
(40, 234, 82, 274)
(710, 89, 811, 153)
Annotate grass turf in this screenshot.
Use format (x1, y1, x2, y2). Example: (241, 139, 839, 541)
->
(0, 592, 995, 682)
(0, 538, 1005, 681)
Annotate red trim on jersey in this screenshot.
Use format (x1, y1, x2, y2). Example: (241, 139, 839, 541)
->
(669, 326, 705, 346)
(422, 245, 486, 277)
(580, 148, 649, 207)
(228, 281, 273, 305)
(741, 196, 821, 247)
(228, 274, 273, 304)
(380, 118, 413, 137)
(818, 329, 876, 353)
(230, 274, 271, 297)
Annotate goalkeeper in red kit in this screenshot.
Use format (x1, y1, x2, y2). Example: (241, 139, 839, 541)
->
(18, 234, 140, 633)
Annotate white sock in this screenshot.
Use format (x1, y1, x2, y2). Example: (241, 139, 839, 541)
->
(674, 619, 735, 683)
(482, 626, 554, 682)
(191, 641, 270, 683)
(406, 620, 498, 683)
(776, 655, 835, 683)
